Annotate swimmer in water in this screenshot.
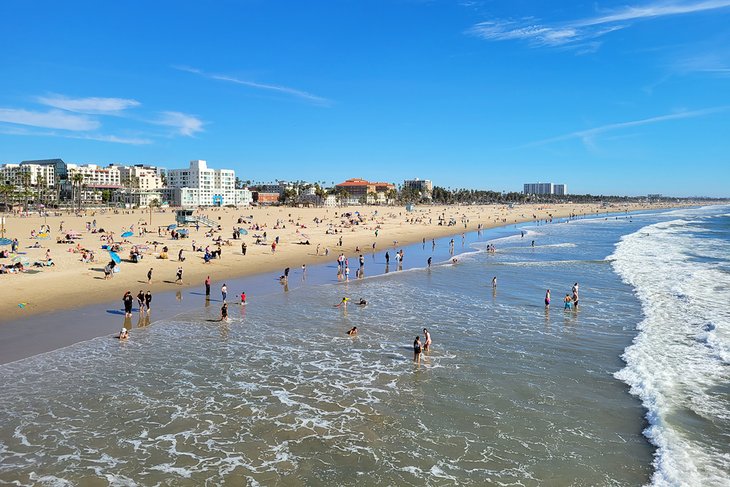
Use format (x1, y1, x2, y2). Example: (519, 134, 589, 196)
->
(357, 298, 367, 306)
(118, 328, 129, 340)
(347, 326, 358, 335)
(545, 289, 551, 307)
(335, 297, 350, 308)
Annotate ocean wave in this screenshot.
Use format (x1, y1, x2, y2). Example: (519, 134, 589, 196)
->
(610, 213, 730, 486)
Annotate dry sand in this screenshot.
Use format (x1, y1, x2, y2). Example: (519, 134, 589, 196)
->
(0, 202, 683, 322)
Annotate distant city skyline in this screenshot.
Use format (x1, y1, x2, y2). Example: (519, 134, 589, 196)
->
(1, 1, 729, 197)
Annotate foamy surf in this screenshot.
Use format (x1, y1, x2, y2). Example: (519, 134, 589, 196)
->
(611, 208, 730, 486)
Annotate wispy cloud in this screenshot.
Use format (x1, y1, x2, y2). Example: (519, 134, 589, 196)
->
(153, 111, 204, 136)
(0, 108, 100, 131)
(35, 94, 141, 114)
(175, 65, 330, 105)
(468, 1, 730, 49)
(527, 106, 728, 147)
(673, 52, 730, 75)
(0, 125, 152, 145)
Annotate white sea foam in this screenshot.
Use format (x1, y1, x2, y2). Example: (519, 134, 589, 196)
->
(611, 213, 730, 486)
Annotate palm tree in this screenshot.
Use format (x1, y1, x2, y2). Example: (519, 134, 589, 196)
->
(71, 172, 85, 212)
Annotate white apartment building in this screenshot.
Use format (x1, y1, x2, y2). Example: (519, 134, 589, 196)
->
(114, 164, 164, 190)
(0, 163, 56, 188)
(65, 164, 123, 204)
(403, 178, 433, 200)
(165, 160, 245, 207)
(553, 184, 568, 196)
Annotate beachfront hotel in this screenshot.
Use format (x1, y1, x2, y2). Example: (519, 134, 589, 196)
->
(163, 159, 252, 207)
(334, 178, 396, 205)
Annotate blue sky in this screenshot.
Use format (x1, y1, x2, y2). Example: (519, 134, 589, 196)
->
(1, 0, 729, 197)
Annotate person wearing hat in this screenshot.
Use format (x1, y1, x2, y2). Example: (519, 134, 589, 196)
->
(119, 328, 129, 340)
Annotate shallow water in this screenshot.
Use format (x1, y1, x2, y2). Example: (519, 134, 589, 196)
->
(1, 207, 727, 485)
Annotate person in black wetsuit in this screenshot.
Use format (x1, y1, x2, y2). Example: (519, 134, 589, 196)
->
(413, 336, 422, 363)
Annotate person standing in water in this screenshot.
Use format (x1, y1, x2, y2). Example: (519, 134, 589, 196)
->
(145, 290, 152, 313)
(205, 276, 211, 297)
(220, 302, 229, 321)
(427, 256, 432, 268)
(123, 291, 134, 317)
(221, 283, 228, 302)
(564, 293, 572, 310)
(413, 336, 422, 363)
(544, 289, 551, 307)
(423, 328, 432, 351)
(492, 276, 497, 288)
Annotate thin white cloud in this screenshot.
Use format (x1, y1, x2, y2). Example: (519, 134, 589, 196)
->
(0, 126, 152, 145)
(153, 111, 204, 136)
(527, 106, 728, 146)
(36, 95, 141, 114)
(175, 65, 330, 105)
(469, 0, 730, 48)
(0, 108, 100, 131)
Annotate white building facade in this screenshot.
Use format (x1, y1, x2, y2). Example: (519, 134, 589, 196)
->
(165, 160, 245, 207)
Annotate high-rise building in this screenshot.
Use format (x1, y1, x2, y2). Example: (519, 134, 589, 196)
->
(523, 182, 568, 195)
(403, 178, 433, 200)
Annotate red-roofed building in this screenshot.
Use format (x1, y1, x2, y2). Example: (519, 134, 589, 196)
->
(335, 178, 396, 205)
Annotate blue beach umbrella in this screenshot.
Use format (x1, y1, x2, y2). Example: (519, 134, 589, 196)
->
(238, 228, 248, 235)
(109, 251, 122, 264)
(167, 224, 177, 230)
(121, 231, 134, 238)
(0, 238, 12, 246)
(177, 229, 189, 235)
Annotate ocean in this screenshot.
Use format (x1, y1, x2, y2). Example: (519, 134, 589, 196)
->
(1, 205, 728, 486)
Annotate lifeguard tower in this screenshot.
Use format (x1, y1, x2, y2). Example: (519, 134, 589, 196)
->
(174, 209, 217, 227)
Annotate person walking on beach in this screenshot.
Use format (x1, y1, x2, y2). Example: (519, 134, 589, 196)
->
(145, 290, 152, 313)
(544, 289, 551, 308)
(147, 267, 153, 284)
(423, 328, 432, 351)
(241, 242, 247, 255)
(175, 267, 184, 285)
(221, 284, 228, 302)
(123, 291, 134, 317)
(413, 336, 422, 363)
(205, 276, 211, 297)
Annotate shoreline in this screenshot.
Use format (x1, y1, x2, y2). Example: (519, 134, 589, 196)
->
(0, 202, 693, 364)
(0, 202, 687, 324)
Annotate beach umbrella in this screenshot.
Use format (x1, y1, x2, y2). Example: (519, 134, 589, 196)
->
(121, 231, 134, 238)
(0, 238, 12, 246)
(238, 228, 248, 235)
(167, 224, 177, 230)
(11, 255, 29, 264)
(178, 229, 189, 235)
(37, 232, 50, 240)
(109, 251, 122, 264)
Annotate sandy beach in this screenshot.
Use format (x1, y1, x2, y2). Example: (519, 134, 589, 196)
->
(0, 202, 682, 323)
